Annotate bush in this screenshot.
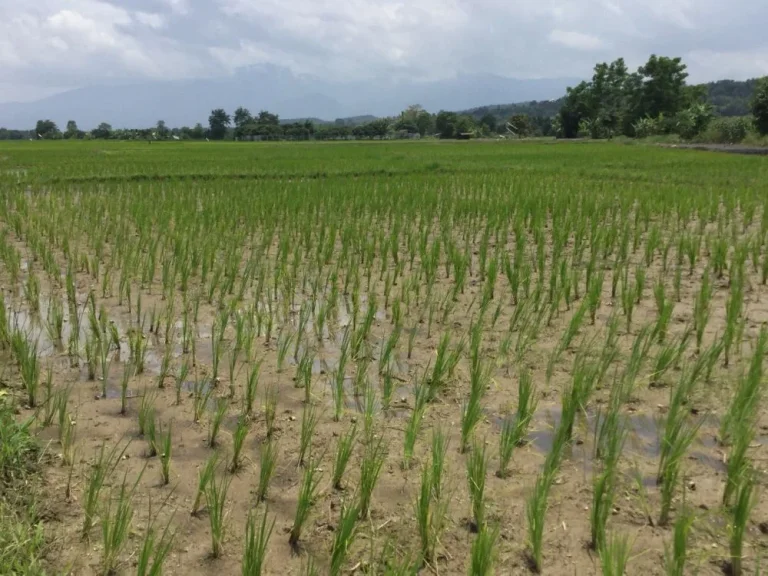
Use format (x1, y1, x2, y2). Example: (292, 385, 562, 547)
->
(752, 77, 768, 136)
(697, 117, 752, 144)
(0, 397, 45, 574)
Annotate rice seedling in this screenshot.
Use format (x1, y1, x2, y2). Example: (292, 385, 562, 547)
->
(466, 439, 489, 531)
(461, 361, 488, 453)
(333, 423, 357, 490)
(243, 360, 262, 416)
(590, 409, 627, 550)
(468, 523, 500, 576)
(257, 437, 278, 502)
(427, 426, 448, 497)
(193, 378, 214, 423)
(243, 508, 275, 576)
(277, 330, 294, 373)
(720, 326, 767, 445)
(657, 378, 702, 526)
(82, 441, 129, 540)
(119, 362, 134, 416)
(101, 470, 142, 575)
(159, 420, 173, 485)
(359, 433, 387, 518)
(138, 389, 157, 437)
(729, 473, 756, 576)
(44, 295, 64, 348)
(298, 401, 319, 467)
(723, 270, 744, 367)
(263, 384, 278, 439)
(526, 473, 551, 574)
(663, 506, 694, 576)
(60, 410, 77, 467)
(402, 394, 426, 470)
(39, 365, 55, 427)
(599, 532, 632, 576)
(192, 451, 219, 516)
(173, 360, 190, 406)
(361, 376, 378, 443)
(289, 452, 323, 549)
(206, 473, 231, 558)
(330, 500, 359, 576)
(11, 331, 40, 408)
(136, 508, 176, 576)
(208, 397, 229, 448)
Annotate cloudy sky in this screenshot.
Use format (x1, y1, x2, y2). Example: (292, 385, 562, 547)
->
(1, 0, 767, 103)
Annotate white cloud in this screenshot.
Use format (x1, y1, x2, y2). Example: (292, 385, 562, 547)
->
(548, 29, 605, 51)
(0, 0, 767, 102)
(135, 12, 166, 29)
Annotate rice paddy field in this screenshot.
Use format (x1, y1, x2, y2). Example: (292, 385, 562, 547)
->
(2, 139, 768, 575)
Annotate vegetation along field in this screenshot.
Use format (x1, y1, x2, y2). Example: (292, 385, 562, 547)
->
(3, 139, 768, 575)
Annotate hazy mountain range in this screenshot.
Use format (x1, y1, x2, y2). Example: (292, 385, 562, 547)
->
(0, 65, 577, 130)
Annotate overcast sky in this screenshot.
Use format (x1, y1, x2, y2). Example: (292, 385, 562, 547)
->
(1, 0, 767, 103)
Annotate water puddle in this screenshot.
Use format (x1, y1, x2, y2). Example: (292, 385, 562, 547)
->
(491, 405, 737, 473)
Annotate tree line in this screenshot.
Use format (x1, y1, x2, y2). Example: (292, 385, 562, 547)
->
(3, 55, 767, 142)
(555, 55, 768, 141)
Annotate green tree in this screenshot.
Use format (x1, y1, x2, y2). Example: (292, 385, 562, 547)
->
(435, 111, 458, 138)
(415, 110, 434, 136)
(208, 109, 231, 140)
(156, 120, 170, 140)
(637, 55, 689, 120)
(91, 122, 112, 139)
(479, 113, 497, 133)
(752, 76, 768, 135)
(508, 114, 532, 137)
(190, 123, 205, 139)
(257, 110, 280, 126)
(35, 119, 59, 139)
(233, 107, 253, 138)
(65, 120, 79, 139)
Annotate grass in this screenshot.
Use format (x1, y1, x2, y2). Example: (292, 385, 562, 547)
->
(0, 397, 45, 574)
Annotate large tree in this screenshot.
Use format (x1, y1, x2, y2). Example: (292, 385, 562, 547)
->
(91, 122, 112, 139)
(233, 107, 252, 138)
(752, 77, 768, 136)
(35, 119, 59, 139)
(208, 109, 231, 140)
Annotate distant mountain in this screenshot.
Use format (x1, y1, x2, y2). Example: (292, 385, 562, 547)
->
(281, 115, 378, 126)
(460, 99, 564, 121)
(702, 79, 758, 117)
(0, 64, 576, 130)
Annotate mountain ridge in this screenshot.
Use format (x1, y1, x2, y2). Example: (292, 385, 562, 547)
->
(0, 65, 577, 129)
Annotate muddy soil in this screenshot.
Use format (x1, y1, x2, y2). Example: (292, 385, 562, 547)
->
(3, 221, 768, 576)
